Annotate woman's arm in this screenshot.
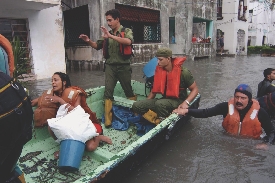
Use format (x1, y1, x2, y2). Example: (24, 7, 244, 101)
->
(31, 97, 39, 107)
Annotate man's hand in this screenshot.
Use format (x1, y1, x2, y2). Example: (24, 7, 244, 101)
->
(100, 26, 111, 39)
(178, 102, 189, 109)
(173, 108, 188, 116)
(79, 34, 90, 42)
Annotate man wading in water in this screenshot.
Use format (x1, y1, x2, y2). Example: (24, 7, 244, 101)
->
(174, 84, 275, 150)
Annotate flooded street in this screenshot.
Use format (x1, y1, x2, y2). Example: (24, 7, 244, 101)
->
(27, 55, 275, 183)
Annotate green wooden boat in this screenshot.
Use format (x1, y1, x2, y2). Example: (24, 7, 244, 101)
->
(19, 80, 200, 183)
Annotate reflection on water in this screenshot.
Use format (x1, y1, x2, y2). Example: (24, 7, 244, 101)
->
(27, 56, 275, 183)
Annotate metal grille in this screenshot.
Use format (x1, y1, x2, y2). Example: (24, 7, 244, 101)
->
(116, 3, 161, 43)
(63, 5, 90, 46)
(0, 19, 28, 47)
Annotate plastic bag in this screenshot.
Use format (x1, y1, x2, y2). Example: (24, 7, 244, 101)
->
(48, 105, 99, 143)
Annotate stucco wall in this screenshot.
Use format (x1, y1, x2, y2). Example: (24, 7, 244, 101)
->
(249, 1, 275, 46)
(63, 0, 165, 64)
(217, 0, 249, 55)
(63, 0, 216, 67)
(0, 5, 66, 79)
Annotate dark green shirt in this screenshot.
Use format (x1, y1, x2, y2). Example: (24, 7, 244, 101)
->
(179, 67, 195, 99)
(96, 25, 134, 64)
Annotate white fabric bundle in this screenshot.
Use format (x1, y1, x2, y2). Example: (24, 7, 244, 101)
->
(48, 104, 99, 143)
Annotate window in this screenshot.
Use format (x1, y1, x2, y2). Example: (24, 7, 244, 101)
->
(116, 3, 161, 43)
(0, 19, 28, 47)
(0, 18, 31, 75)
(217, 0, 223, 20)
(249, 9, 253, 23)
(63, 5, 90, 46)
(238, 0, 247, 21)
(169, 17, 175, 44)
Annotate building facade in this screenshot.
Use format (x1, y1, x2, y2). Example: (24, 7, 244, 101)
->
(1, 0, 218, 79)
(248, 0, 275, 46)
(0, 0, 65, 79)
(217, 0, 249, 55)
(62, 0, 217, 70)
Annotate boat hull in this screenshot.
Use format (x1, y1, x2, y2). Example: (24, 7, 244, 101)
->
(18, 80, 200, 183)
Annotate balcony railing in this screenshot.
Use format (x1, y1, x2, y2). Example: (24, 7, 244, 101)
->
(192, 43, 213, 57)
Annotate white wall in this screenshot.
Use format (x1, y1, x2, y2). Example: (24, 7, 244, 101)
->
(249, 0, 274, 46)
(217, 0, 249, 55)
(217, 1, 236, 54)
(28, 6, 66, 79)
(0, 5, 65, 79)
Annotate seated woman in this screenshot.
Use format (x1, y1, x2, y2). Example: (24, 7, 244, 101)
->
(32, 72, 112, 158)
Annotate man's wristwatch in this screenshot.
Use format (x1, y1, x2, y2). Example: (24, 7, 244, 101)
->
(185, 100, 190, 106)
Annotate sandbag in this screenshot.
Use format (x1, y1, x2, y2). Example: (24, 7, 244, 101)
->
(48, 105, 99, 143)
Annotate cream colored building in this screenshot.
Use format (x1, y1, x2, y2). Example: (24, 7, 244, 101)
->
(217, 0, 249, 55)
(248, 0, 275, 46)
(0, 0, 66, 79)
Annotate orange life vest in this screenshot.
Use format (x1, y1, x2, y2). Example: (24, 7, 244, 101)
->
(61, 86, 100, 124)
(222, 98, 262, 139)
(152, 57, 186, 98)
(33, 89, 59, 127)
(103, 27, 133, 59)
(62, 86, 102, 134)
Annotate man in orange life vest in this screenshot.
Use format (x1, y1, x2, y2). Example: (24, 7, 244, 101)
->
(173, 84, 275, 147)
(79, 9, 135, 128)
(132, 47, 199, 124)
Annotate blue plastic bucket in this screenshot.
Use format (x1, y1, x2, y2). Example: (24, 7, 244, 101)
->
(58, 139, 85, 171)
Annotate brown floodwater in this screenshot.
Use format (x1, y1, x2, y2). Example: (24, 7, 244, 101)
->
(27, 55, 275, 183)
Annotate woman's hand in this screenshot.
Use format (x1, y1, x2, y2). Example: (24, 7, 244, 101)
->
(31, 98, 39, 106)
(45, 95, 62, 104)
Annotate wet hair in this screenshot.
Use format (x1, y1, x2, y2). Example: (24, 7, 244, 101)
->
(105, 9, 121, 20)
(53, 72, 71, 88)
(263, 68, 275, 78)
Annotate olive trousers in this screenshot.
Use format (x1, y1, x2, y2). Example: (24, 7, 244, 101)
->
(132, 98, 184, 118)
(104, 64, 135, 100)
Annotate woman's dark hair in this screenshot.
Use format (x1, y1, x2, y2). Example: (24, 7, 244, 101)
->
(105, 9, 121, 20)
(54, 72, 71, 88)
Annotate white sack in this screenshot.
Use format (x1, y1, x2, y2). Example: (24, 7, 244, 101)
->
(56, 103, 69, 118)
(48, 105, 99, 143)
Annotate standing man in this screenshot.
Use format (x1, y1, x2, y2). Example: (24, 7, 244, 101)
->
(79, 9, 135, 127)
(257, 68, 275, 98)
(132, 47, 199, 124)
(174, 84, 275, 148)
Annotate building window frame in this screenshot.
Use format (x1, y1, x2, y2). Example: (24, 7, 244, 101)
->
(116, 3, 161, 44)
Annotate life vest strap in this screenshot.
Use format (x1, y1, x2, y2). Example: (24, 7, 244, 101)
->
(0, 82, 11, 93)
(0, 96, 27, 119)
